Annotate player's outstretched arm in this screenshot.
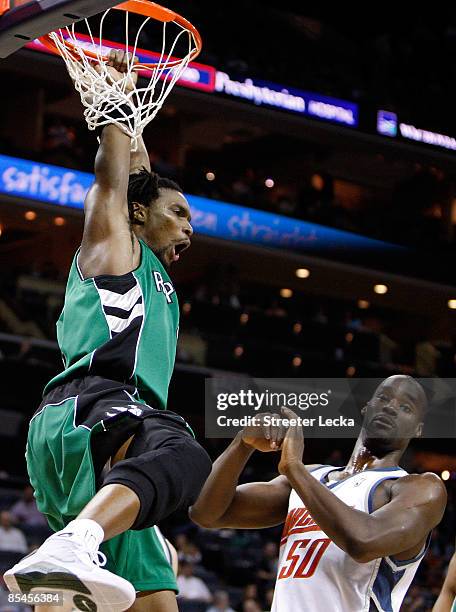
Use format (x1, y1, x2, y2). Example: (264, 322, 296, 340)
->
(433, 552, 456, 612)
(279, 408, 447, 563)
(190, 416, 291, 529)
(79, 50, 140, 279)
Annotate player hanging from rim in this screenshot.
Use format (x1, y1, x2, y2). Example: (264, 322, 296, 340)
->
(4, 50, 211, 612)
(190, 375, 447, 612)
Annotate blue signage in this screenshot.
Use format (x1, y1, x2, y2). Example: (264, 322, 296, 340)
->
(376, 110, 456, 152)
(0, 155, 92, 207)
(215, 72, 359, 127)
(0, 154, 398, 253)
(187, 195, 395, 252)
(377, 110, 397, 137)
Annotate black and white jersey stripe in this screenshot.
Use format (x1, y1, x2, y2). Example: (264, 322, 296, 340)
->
(95, 280, 144, 338)
(90, 273, 145, 380)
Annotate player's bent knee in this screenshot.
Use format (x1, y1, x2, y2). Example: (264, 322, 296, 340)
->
(102, 435, 211, 529)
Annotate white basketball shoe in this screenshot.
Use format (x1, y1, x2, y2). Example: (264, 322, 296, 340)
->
(3, 526, 136, 611)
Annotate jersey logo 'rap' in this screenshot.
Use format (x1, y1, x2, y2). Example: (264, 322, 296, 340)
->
(153, 271, 175, 304)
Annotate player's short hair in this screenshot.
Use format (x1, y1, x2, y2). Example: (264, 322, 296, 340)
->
(127, 168, 182, 224)
(372, 375, 429, 419)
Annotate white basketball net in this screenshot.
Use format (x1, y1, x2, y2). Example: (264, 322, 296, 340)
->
(48, 8, 196, 149)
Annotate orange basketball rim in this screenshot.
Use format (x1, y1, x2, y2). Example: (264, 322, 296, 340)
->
(38, 0, 202, 69)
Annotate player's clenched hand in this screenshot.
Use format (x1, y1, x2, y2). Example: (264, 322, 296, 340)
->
(278, 407, 304, 475)
(241, 412, 287, 452)
(95, 49, 139, 93)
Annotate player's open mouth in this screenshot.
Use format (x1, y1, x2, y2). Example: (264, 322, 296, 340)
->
(171, 240, 191, 262)
(372, 415, 395, 428)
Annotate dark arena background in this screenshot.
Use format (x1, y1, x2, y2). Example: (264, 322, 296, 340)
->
(0, 2, 455, 610)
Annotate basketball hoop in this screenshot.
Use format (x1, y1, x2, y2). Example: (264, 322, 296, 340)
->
(37, 0, 202, 149)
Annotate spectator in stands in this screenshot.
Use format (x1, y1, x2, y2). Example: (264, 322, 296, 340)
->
(0, 512, 27, 554)
(299, 172, 335, 223)
(267, 184, 298, 218)
(207, 590, 235, 612)
(44, 118, 76, 151)
(193, 265, 242, 310)
(344, 309, 363, 331)
(175, 533, 203, 565)
(362, 315, 397, 366)
(275, 194, 297, 217)
(231, 169, 257, 206)
(241, 584, 262, 610)
(177, 326, 208, 366)
(415, 339, 441, 376)
(215, 266, 242, 310)
(9, 486, 46, 528)
(324, 449, 344, 466)
(265, 299, 287, 318)
(241, 599, 262, 612)
(401, 583, 428, 611)
(0, 298, 46, 340)
(176, 560, 212, 605)
(256, 541, 279, 595)
(379, 332, 398, 367)
(42, 117, 80, 168)
(312, 307, 329, 325)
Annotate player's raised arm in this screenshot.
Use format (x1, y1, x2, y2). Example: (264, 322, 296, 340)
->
(278, 407, 447, 563)
(190, 416, 291, 529)
(79, 50, 140, 279)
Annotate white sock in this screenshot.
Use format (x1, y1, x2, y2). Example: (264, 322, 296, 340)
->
(59, 519, 104, 550)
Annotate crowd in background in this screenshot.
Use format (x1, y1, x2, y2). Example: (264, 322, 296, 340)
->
(184, 160, 454, 251)
(1, 263, 455, 380)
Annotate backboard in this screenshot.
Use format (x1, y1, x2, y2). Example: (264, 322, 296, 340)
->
(0, 0, 121, 58)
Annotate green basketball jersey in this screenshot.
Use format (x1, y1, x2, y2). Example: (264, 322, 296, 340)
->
(44, 239, 179, 408)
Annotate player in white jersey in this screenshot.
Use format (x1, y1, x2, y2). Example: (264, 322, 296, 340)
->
(191, 375, 447, 612)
